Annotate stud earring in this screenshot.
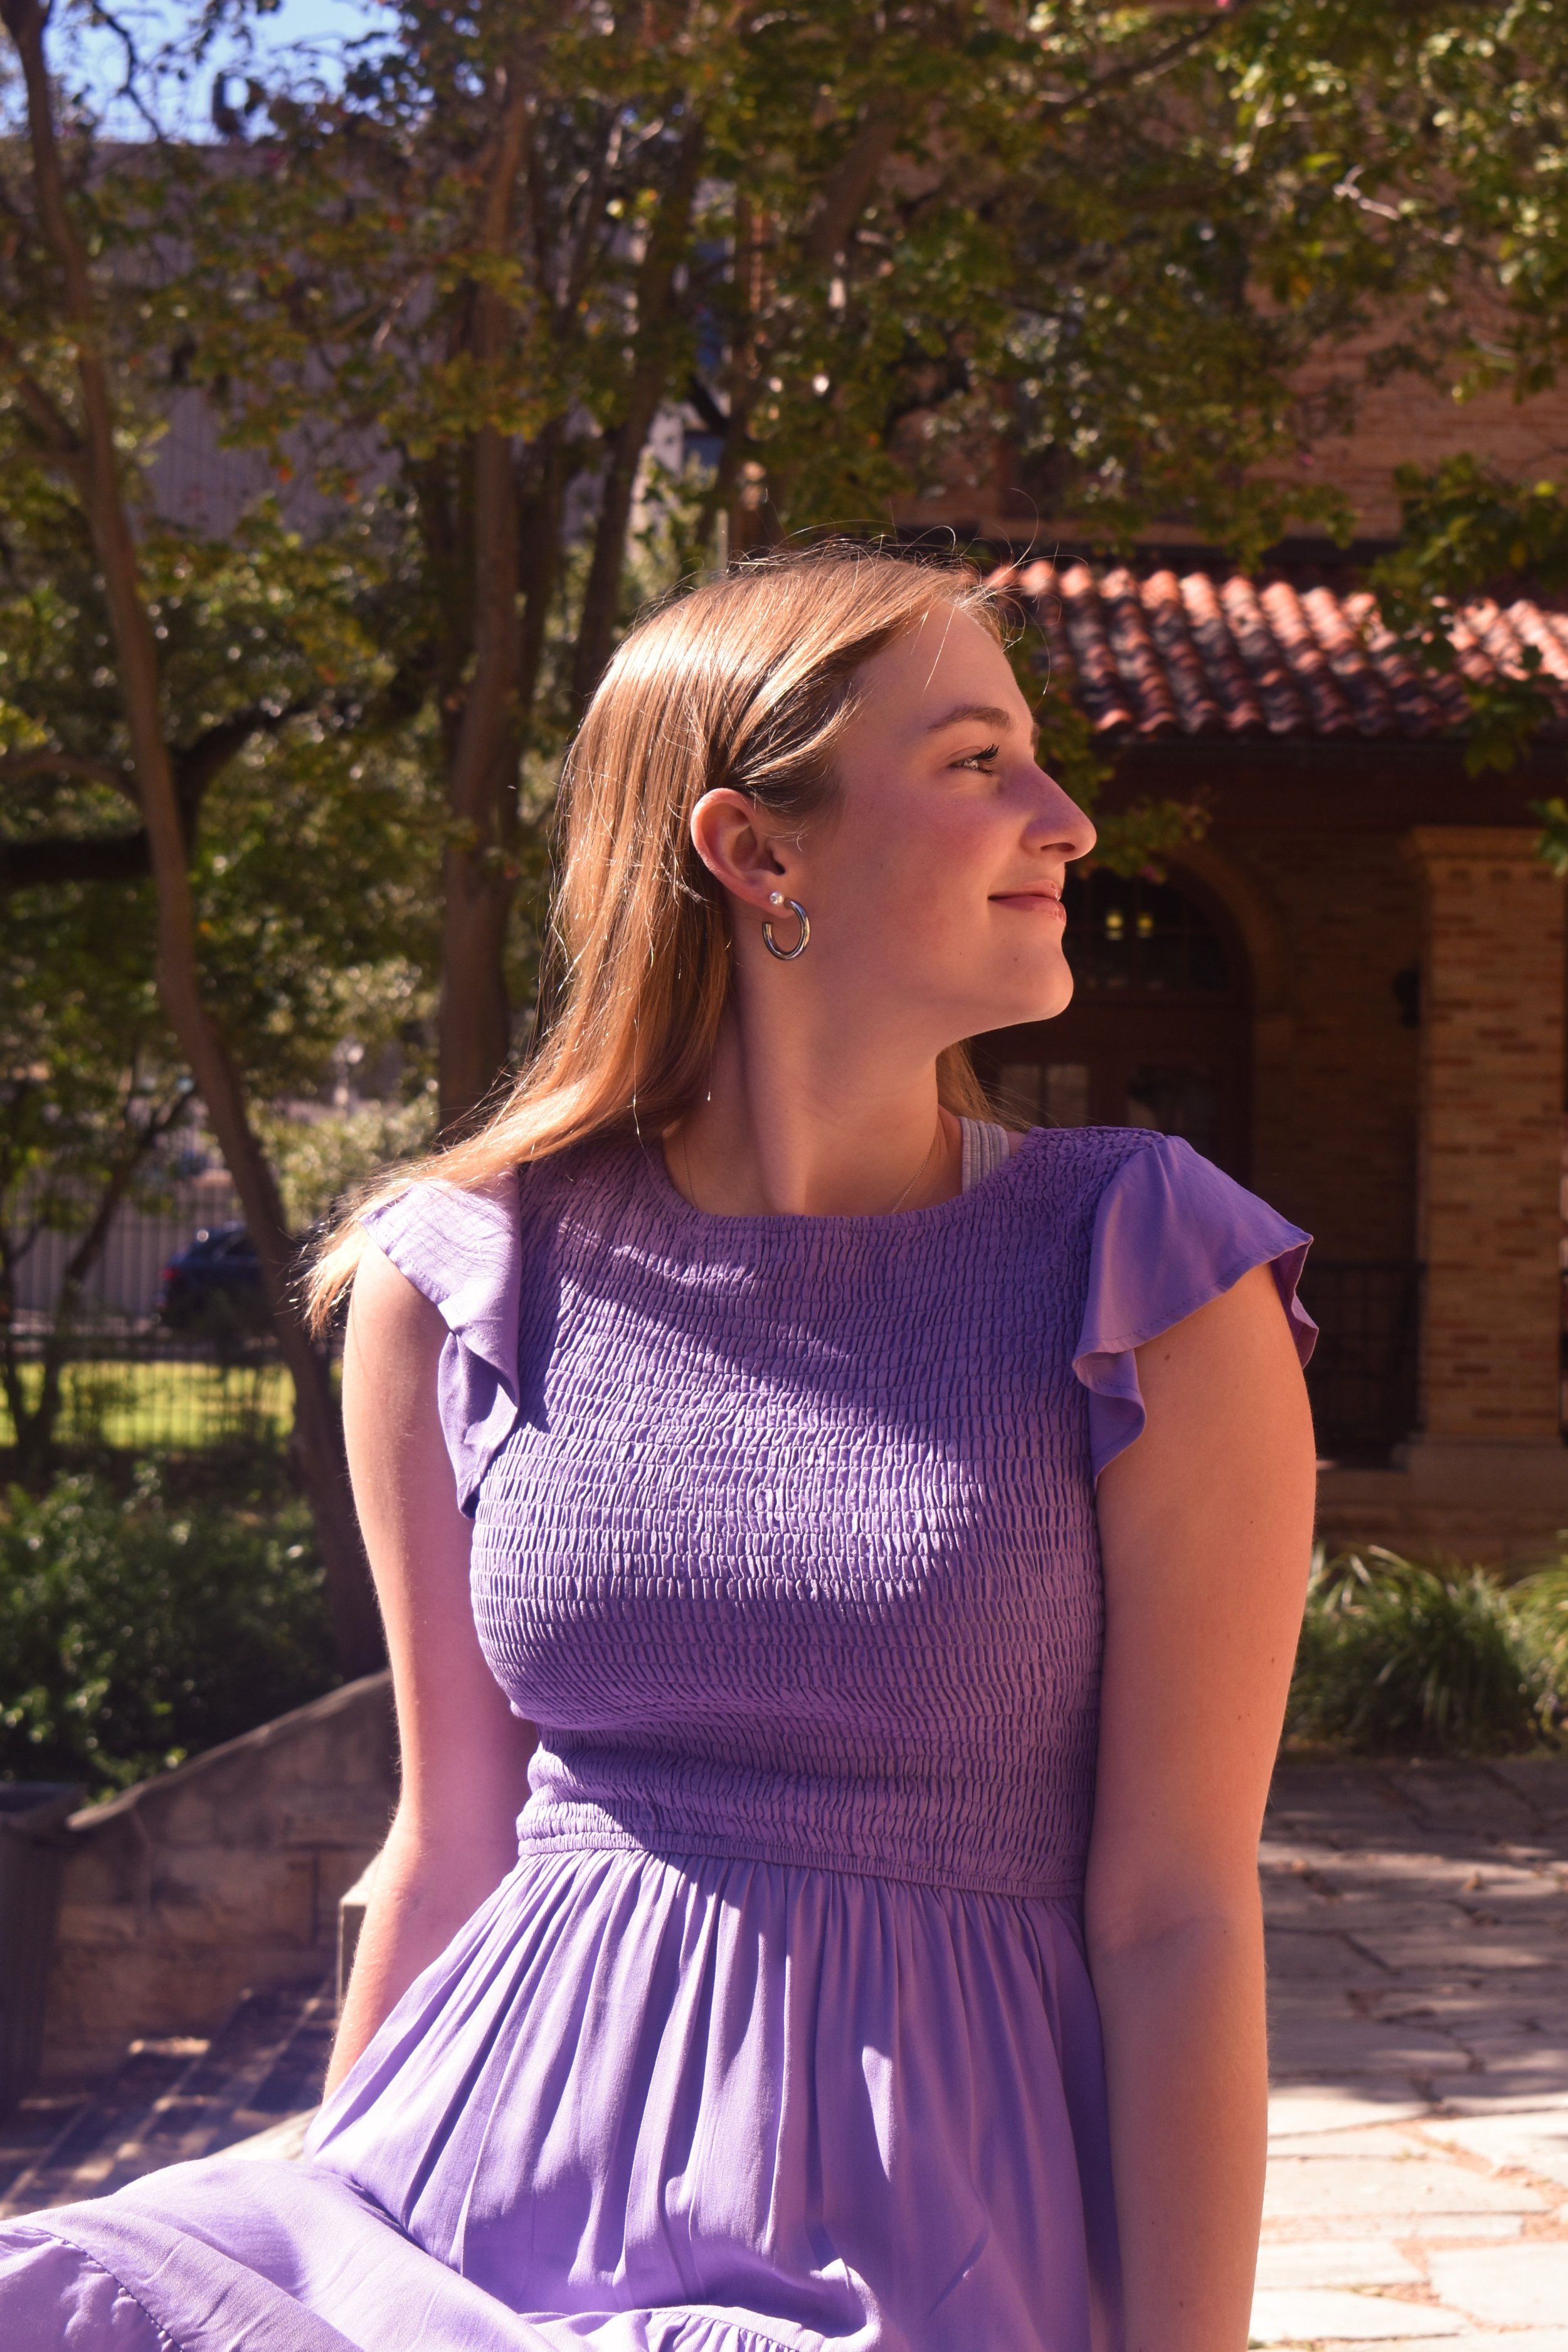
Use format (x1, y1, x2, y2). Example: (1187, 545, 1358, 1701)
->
(761, 893, 810, 961)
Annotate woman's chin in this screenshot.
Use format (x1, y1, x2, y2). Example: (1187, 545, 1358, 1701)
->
(973, 975, 1075, 1033)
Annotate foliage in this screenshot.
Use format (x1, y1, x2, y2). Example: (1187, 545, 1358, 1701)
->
(1510, 1560, 1568, 1705)
(1286, 1547, 1564, 1759)
(0, 1461, 338, 1791)
(1360, 456, 1568, 785)
(0, 490, 439, 1476)
(114, 0, 1418, 1106)
(257, 1093, 438, 1230)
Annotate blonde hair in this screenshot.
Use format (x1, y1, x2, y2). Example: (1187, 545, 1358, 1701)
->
(307, 542, 1009, 1327)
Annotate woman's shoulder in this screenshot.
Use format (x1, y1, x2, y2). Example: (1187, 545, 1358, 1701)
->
(999, 1120, 1183, 1214)
(357, 1134, 629, 1291)
(1049, 1126, 1316, 1479)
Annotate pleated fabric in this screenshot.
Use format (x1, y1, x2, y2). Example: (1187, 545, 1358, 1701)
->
(0, 1126, 1313, 2352)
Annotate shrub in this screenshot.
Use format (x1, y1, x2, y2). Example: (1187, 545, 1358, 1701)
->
(0, 1463, 340, 1792)
(1511, 1560, 1568, 1715)
(1286, 1547, 1559, 1757)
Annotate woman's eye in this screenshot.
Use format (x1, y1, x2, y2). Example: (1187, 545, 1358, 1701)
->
(955, 743, 1000, 772)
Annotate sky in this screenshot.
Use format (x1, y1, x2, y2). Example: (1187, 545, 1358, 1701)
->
(53, 0, 372, 135)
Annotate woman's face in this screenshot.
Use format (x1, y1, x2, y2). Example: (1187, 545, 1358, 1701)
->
(792, 608, 1098, 1048)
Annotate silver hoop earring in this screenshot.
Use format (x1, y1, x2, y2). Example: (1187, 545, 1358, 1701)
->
(761, 894, 810, 961)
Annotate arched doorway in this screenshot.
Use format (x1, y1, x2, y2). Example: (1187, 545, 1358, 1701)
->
(970, 866, 1253, 1177)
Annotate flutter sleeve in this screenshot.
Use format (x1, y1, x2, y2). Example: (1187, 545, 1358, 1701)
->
(358, 1175, 523, 1515)
(1073, 1133, 1316, 1481)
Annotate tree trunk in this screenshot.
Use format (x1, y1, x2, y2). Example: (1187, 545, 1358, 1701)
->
(439, 415, 522, 1131)
(437, 58, 535, 1133)
(2, 0, 382, 1676)
(571, 124, 706, 713)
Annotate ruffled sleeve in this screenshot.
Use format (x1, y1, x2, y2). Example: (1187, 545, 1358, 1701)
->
(358, 1175, 523, 1515)
(1073, 1133, 1316, 1481)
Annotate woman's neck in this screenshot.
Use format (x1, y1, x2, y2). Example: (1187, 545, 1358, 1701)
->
(664, 1012, 963, 1219)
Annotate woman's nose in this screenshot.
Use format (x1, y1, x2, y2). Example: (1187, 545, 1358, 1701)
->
(1030, 771, 1097, 861)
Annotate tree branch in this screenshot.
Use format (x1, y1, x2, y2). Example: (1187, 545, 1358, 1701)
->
(0, 747, 135, 797)
(1041, 3, 1254, 122)
(171, 700, 311, 832)
(0, 326, 87, 484)
(805, 99, 906, 268)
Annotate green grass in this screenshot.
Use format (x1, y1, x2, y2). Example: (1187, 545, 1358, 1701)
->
(2, 1358, 295, 1453)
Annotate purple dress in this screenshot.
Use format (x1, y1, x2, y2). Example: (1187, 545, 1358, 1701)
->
(0, 1126, 1313, 2352)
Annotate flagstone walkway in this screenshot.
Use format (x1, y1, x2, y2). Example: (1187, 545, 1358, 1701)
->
(4, 1753, 1566, 2349)
(1256, 1757, 1568, 2349)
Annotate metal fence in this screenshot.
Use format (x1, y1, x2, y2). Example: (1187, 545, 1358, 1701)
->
(6, 1192, 1431, 1466)
(1298, 1259, 1422, 1465)
(3, 1180, 292, 1458)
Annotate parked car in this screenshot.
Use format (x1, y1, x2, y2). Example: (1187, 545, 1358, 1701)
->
(157, 1224, 269, 1335)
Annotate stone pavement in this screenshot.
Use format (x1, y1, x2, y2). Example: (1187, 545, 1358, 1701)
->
(1256, 1757, 1568, 2349)
(4, 1754, 1566, 2348)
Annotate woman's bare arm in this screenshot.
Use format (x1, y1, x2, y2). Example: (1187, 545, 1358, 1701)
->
(1087, 1263, 1316, 2352)
(325, 1242, 537, 2094)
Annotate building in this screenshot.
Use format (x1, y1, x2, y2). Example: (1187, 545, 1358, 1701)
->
(968, 554, 1568, 1562)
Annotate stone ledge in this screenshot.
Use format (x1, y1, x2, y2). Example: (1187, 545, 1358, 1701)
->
(42, 1673, 396, 2084)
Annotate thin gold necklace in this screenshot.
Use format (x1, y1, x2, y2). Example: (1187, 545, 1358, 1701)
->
(678, 1118, 943, 1216)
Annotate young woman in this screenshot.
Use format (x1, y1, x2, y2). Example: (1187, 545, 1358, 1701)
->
(0, 547, 1316, 2352)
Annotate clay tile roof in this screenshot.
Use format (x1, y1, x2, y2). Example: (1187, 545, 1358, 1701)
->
(1006, 563, 1568, 743)
(1051, 562, 1136, 734)
(1100, 566, 1182, 734)
(1140, 569, 1224, 734)
(1177, 574, 1265, 734)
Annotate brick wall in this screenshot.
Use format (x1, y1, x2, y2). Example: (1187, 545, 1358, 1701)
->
(1409, 829, 1566, 1441)
(1284, 344, 1568, 539)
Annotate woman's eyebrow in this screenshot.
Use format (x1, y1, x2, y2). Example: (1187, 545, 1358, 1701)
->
(922, 701, 1016, 735)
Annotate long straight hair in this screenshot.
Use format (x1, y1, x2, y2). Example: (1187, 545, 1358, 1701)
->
(307, 543, 1007, 1327)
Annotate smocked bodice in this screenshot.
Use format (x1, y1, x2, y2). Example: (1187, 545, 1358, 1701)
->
(8, 1125, 1316, 2352)
(366, 1126, 1314, 1902)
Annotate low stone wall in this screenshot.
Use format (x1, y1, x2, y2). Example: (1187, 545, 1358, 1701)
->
(41, 1673, 396, 2083)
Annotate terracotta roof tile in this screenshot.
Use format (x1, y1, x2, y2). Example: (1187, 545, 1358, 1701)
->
(1052, 563, 1137, 734)
(1298, 586, 1401, 738)
(1176, 573, 1266, 734)
(1340, 593, 1451, 736)
(1258, 581, 1359, 736)
(1508, 600, 1568, 693)
(1217, 576, 1310, 733)
(1141, 570, 1224, 734)
(1006, 562, 1568, 743)
(1101, 566, 1182, 735)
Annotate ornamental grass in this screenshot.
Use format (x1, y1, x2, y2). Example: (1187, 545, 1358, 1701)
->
(1286, 1545, 1568, 1758)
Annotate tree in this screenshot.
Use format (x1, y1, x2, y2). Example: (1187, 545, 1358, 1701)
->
(1179, 3, 1568, 828)
(0, 6, 427, 1670)
(0, 872, 189, 1480)
(154, 0, 1399, 1127)
(0, 483, 438, 1519)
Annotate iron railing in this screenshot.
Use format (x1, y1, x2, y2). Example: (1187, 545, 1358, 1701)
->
(3, 1179, 289, 1457)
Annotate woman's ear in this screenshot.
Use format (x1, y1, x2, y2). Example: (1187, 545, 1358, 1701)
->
(691, 789, 792, 911)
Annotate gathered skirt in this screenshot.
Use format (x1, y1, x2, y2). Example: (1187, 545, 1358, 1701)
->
(0, 1845, 1122, 2351)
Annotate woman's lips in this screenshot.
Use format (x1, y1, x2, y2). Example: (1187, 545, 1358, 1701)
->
(990, 890, 1066, 914)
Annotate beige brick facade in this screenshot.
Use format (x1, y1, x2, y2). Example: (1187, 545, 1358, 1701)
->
(1171, 818, 1568, 1556)
(1408, 829, 1566, 1442)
